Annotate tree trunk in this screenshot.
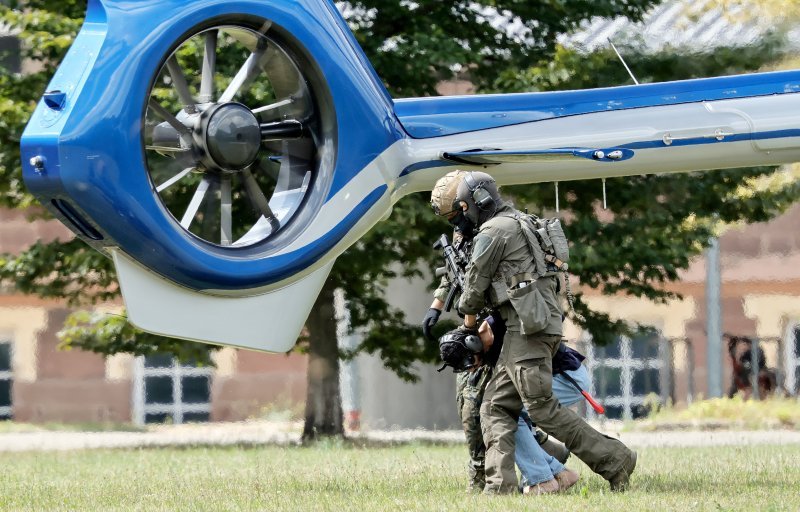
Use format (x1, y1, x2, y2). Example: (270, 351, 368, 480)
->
(302, 280, 344, 442)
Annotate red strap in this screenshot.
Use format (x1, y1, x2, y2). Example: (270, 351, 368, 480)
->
(581, 390, 605, 414)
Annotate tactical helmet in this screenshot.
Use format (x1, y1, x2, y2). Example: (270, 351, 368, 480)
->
(455, 171, 501, 227)
(431, 170, 467, 217)
(437, 329, 483, 373)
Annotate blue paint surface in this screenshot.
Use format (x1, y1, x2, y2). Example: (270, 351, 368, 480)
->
(397, 129, 800, 178)
(443, 148, 636, 164)
(395, 71, 800, 138)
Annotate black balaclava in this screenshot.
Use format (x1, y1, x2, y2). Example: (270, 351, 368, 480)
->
(448, 210, 475, 239)
(454, 172, 502, 236)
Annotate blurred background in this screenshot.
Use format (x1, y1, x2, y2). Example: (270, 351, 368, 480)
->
(0, 0, 798, 436)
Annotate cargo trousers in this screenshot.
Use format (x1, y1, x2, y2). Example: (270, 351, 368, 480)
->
(480, 331, 634, 494)
(456, 369, 489, 491)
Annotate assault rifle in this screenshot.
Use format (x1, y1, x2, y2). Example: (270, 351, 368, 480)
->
(433, 234, 471, 312)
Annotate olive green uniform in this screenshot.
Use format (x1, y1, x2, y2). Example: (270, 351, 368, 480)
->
(458, 204, 634, 494)
(455, 368, 491, 491)
(435, 233, 490, 491)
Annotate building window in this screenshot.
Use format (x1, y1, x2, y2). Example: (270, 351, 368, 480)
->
(132, 354, 212, 425)
(0, 341, 12, 420)
(585, 334, 669, 420)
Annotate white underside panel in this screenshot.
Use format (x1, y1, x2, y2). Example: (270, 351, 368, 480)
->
(113, 249, 333, 352)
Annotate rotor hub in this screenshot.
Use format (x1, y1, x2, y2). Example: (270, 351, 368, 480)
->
(197, 102, 261, 172)
(144, 24, 323, 248)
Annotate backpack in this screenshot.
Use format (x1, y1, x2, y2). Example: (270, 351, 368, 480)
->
(514, 213, 569, 276)
(531, 215, 569, 272)
(512, 212, 580, 318)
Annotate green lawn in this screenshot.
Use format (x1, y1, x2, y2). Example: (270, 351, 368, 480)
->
(0, 442, 798, 511)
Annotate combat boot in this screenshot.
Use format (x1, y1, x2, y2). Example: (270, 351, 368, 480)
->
(522, 478, 559, 496)
(608, 450, 637, 492)
(466, 472, 485, 494)
(554, 469, 580, 492)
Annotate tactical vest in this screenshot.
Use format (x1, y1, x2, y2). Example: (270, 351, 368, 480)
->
(484, 210, 573, 312)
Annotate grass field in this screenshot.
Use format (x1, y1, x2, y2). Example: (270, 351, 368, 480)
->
(640, 397, 800, 430)
(0, 442, 798, 511)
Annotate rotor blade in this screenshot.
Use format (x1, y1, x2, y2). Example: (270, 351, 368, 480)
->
(146, 145, 190, 154)
(226, 22, 272, 52)
(156, 166, 195, 193)
(261, 45, 311, 120)
(242, 168, 280, 232)
(148, 99, 191, 138)
(180, 178, 211, 229)
(255, 156, 282, 181)
(261, 46, 302, 98)
(166, 56, 197, 114)
(252, 98, 294, 116)
(220, 176, 232, 246)
(276, 139, 314, 192)
(200, 178, 220, 243)
(149, 119, 185, 149)
(199, 30, 217, 103)
(218, 43, 269, 103)
(146, 148, 196, 185)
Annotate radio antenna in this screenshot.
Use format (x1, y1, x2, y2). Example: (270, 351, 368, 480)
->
(608, 38, 639, 85)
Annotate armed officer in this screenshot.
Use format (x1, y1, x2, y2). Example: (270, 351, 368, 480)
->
(426, 170, 575, 494)
(429, 170, 637, 494)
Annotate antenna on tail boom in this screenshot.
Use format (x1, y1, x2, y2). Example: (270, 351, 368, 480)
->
(608, 38, 640, 85)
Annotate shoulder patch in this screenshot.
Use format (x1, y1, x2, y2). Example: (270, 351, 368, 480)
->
(471, 233, 494, 261)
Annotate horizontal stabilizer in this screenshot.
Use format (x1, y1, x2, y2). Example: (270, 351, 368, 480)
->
(112, 249, 333, 353)
(441, 148, 634, 165)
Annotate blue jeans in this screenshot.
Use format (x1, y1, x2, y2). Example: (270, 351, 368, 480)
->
(515, 414, 565, 486)
(553, 365, 591, 407)
(513, 367, 590, 485)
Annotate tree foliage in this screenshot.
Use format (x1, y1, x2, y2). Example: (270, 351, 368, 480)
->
(0, 3, 83, 210)
(59, 311, 215, 364)
(711, 0, 800, 23)
(346, 0, 658, 97)
(0, 0, 798, 382)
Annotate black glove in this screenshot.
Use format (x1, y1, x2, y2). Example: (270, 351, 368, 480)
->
(422, 308, 442, 341)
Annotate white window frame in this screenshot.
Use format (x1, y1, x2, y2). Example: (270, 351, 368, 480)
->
(0, 340, 12, 420)
(584, 334, 667, 421)
(784, 322, 799, 395)
(132, 355, 213, 425)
